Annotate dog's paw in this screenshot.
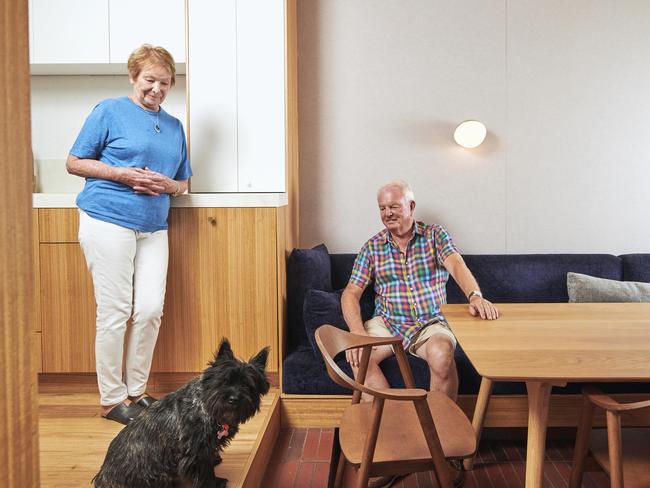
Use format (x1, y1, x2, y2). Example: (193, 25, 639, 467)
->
(214, 476, 228, 488)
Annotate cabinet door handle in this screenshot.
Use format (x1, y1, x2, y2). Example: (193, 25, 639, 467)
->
(207, 216, 217, 225)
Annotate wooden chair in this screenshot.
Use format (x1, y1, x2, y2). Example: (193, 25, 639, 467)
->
(315, 324, 477, 488)
(570, 386, 650, 488)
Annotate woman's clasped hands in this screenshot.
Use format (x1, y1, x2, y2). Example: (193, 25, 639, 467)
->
(119, 166, 176, 196)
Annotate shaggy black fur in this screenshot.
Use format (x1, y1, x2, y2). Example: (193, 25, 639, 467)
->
(93, 339, 270, 488)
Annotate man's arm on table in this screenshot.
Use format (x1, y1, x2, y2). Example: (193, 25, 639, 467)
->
(443, 252, 499, 320)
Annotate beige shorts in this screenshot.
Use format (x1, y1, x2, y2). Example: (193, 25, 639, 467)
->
(364, 316, 457, 358)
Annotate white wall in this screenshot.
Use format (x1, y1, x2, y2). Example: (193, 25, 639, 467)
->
(31, 75, 186, 160)
(298, 0, 650, 255)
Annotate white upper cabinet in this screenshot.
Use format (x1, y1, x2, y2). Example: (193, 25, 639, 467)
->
(109, 0, 185, 64)
(187, 0, 238, 192)
(236, 0, 286, 192)
(31, 0, 109, 64)
(188, 0, 286, 193)
(30, 0, 185, 70)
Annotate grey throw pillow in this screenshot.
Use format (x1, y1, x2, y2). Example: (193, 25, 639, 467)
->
(567, 272, 650, 302)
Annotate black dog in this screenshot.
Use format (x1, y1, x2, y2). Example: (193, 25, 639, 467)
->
(94, 339, 270, 488)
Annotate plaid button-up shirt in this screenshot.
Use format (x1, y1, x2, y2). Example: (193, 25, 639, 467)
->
(349, 221, 458, 346)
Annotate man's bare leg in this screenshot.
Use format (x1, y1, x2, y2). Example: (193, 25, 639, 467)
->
(416, 335, 458, 401)
(351, 345, 393, 402)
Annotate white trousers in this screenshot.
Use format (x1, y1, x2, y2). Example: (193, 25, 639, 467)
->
(78, 210, 169, 406)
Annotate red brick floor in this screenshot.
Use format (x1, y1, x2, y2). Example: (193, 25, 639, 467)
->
(263, 428, 611, 487)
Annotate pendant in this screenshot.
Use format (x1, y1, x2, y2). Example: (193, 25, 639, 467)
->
(154, 124, 161, 133)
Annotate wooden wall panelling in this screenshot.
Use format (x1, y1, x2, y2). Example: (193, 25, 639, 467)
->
(0, 0, 40, 483)
(276, 206, 287, 389)
(38, 208, 79, 242)
(278, 0, 298, 394)
(40, 243, 96, 372)
(154, 208, 279, 372)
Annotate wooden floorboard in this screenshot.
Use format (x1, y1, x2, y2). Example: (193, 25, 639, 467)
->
(38, 389, 279, 487)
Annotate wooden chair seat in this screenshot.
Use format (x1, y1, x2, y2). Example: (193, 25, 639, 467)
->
(589, 428, 650, 488)
(341, 392, 476, 466)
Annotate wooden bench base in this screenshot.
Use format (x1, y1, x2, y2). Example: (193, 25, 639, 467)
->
(279, 393, 650, 428)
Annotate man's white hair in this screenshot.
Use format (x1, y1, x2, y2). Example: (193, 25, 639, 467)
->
(377, 179, 415, 203)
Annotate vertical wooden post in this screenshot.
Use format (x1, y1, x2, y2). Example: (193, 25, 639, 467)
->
(0, 0, 40, 486)
(285, 0, 299, 250)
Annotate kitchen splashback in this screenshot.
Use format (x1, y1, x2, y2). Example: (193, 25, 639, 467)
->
(34, 157, 84, 193)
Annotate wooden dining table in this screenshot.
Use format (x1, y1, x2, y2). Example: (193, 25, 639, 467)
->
(441, 302, 650, 488)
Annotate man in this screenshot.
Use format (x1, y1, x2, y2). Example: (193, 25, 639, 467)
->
(341, 180, 499, 401)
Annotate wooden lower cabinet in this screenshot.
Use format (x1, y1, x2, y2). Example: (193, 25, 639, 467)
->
(153, 207, 279, 372)
(37, 207, 280, 374)
(40, 242, 96, 372)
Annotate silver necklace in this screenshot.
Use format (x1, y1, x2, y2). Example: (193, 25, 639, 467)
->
(153, 111, 161, 133)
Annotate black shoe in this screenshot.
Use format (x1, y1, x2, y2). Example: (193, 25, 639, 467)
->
(136, 395, 158, 408)
(104, 402, 144, 425)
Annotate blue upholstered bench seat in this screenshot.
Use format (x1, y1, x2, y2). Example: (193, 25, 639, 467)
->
(283, 248, 650, 396)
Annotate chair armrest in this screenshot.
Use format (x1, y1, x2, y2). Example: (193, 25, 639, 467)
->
(583, 386, 650, 412)
(342, 332, 403, 350)
(366, 387, 428, 401)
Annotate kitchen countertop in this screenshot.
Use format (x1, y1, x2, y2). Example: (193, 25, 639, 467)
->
(33, 192, 288, 208)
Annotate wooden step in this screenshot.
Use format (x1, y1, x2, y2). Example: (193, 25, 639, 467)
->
(39, 389, 280, 487)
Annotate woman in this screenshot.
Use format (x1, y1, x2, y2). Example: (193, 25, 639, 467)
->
(67, 44, 192, 425)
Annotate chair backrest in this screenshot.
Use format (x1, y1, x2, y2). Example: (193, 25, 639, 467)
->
(314, 324, 367, 393)
(572, 386, 650, 488)
(315, 324, 420, 401)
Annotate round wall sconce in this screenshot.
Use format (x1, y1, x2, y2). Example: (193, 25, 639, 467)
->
(453, 120, 487, 149)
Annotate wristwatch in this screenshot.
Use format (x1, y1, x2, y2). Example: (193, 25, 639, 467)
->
(467, 290, 483, 301)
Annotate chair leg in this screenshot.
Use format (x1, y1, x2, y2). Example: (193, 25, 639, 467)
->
(333, 451, 347, 488)
(413, 398, 454, 488)
(328, 428, 343, 488)
(606, 411, 624, 488)
(464, 377, 493, 471)
(569, 396, 596, 488)
(356, 398, 385, 488)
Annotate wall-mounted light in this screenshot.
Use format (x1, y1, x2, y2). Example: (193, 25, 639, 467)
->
(453, 120, 487, 149)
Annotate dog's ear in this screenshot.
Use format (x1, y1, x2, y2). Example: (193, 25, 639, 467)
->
(214, 338, 235, 362)
(250, 346, 269, 371)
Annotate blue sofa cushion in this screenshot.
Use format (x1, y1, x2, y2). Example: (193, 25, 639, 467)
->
(303, 288, 375, 359)
(621, 254, 650, 283)
(287, 244, 332, 352)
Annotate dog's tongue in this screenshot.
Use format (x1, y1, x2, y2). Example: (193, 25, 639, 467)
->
(217, 424, 230, 439)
